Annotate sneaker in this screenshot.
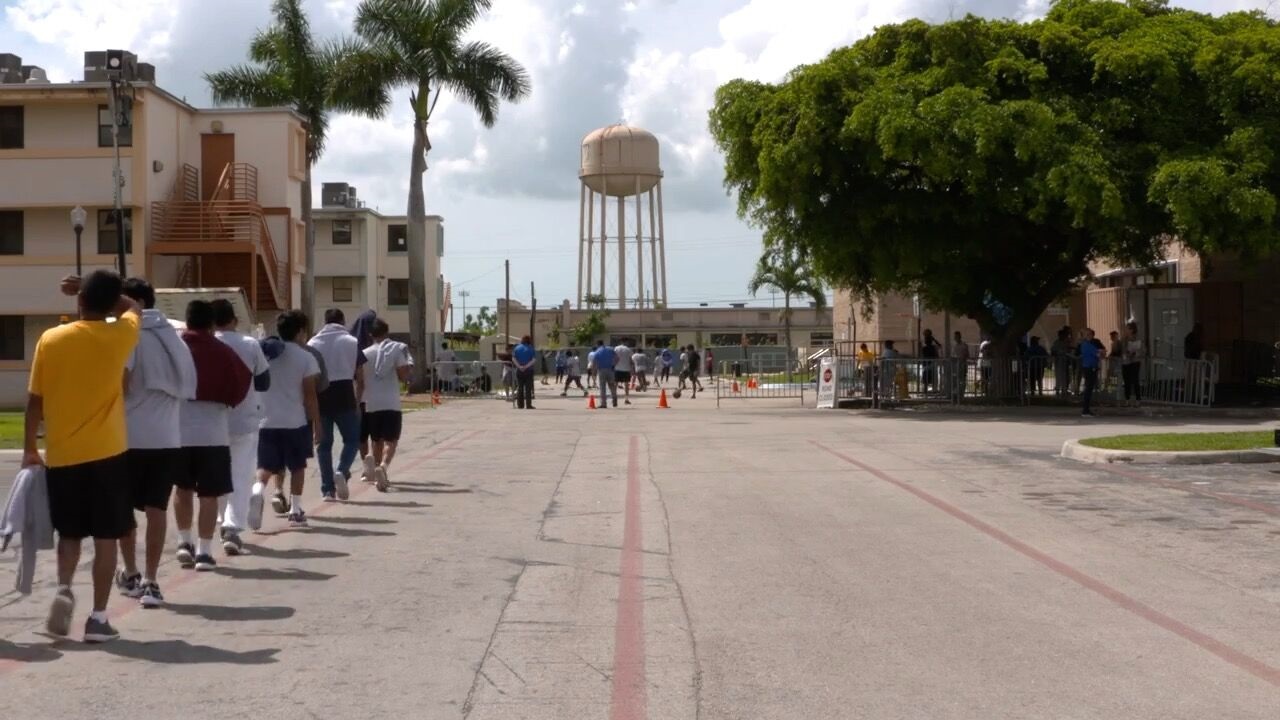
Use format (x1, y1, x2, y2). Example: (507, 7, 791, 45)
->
(560, 392, 567, 397)
(46, 587, 74, 637)
(374, 465, 390, 492)
(83, 615, 120, 644)
(140, 581, 164, 608)
(335, 471, 351, 500)
(625, 399, 632, 405)
(176, 542, 196, 569)
(362, 455, 377, 483)
(288, 511, 309, 528)
(271, 491, 289, 516)
(194, 553, 217, 572)
(322, 492, 337, 503)
(222, 529, 245, 556)
(114, 569, 142, 598)
(247, 484, 265, 531)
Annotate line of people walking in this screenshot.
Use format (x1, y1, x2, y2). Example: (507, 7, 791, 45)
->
(14, 270, 412, 643)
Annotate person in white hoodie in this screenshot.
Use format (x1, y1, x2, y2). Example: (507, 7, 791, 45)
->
(360, 319, 412, 491)
(212, 299, 270, 556)
(308, 309, 364, 502)
(115, 279, 196, 608)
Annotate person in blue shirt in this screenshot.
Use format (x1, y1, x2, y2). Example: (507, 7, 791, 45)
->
(1078, 328, 1104, 417)
(512, 336, 538, 410)
(592, 340, 618, 408)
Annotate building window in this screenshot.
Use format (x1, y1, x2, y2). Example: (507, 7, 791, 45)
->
(332, 219, 352, 245)
(332, 277, 354, 303)
(437, 224, 445, 257)
(387, 224, 407, 253)
(97, 209, 133, 254)
(98, 105, 132, 147)
(0, 211, 22, 255)
(0, 316, 22, 360)
(810, 332, 834, 346)
(0, 106, 22, 149)
(387, 279, 409, 307)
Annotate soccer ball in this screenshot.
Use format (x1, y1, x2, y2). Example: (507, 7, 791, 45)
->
(672, 388, 682, 399)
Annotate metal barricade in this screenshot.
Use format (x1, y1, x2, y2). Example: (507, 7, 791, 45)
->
(1140, 357, 1217, 407)
(430, 361, 512, 400)
(714, 361, 807, 407)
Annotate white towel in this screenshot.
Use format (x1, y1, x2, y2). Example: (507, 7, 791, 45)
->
(138, 309, 197, 399)
(373, 340, 410, 379)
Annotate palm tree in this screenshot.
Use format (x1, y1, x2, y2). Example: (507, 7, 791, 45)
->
(748, 247, 827, 381)
(345, 0, 530, 388)
(205, 0, 383, 320)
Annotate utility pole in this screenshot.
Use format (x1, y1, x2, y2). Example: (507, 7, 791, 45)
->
(529, 281, 536, 343)
(459, 289, 470, 328)
(504, 259, 511, 346)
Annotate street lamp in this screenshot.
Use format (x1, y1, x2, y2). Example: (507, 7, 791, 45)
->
(69, 205, 87, 276)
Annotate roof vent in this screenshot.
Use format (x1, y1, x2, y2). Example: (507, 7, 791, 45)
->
(24, 67, 49, 84)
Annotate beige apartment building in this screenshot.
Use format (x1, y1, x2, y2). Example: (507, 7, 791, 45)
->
(0, 51, 306, 405)
(312, 182, 445, 340)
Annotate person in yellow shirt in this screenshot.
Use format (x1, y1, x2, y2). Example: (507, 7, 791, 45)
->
(23, 270, 141, 644)
(855, 343, 876, 397)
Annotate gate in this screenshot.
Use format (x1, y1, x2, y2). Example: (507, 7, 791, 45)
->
(431, 361, 513, 400)
(714, 361, 807, 407)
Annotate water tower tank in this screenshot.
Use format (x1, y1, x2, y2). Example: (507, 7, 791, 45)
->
(580, 125, 662, 197)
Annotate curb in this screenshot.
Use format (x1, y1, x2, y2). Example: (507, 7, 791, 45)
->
(1061, 439, 1280, 465)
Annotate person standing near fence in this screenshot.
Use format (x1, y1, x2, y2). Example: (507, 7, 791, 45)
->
(1026, 336, 1048, 396)
(1051, 328, 1073, 397)
(856, 343, 876, 398)
(594, 341, 619, 408)
(513, 335, 538, 410)
(1079, 328, 1103, 417)
(705, 348, 715, 381)
(920, 329, 941, 392)
(1107, 330, 1124, 391)
(1122, 321, 1144, 406)
(555, 350, 567, 384)
(561, 350, 587, 396)
(951, 331, 970, 398)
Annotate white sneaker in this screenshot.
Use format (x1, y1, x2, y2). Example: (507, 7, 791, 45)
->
(374, 465, 390, 492)
(335, 471, 350, 500)
(362, 455, 377, 483)
(247, 483, 265, 531)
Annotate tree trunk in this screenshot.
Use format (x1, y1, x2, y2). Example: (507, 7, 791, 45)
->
(783, 294, 792, 383)
(406, 110, 430, 392)
(300, 160, 315, 320)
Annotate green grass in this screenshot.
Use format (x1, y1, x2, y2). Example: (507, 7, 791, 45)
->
(1080, 431, 1274, 452)
(0, 412, 22, 449)
(750, 372, 816, 384)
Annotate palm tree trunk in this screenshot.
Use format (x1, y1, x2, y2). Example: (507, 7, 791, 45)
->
(301, 160, 315, 320)
(784, 293, 792, 383)
(406, 110, 430, 391)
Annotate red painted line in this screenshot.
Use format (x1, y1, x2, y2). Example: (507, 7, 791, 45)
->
(609, 435, 648, 720)
(0, 428, 476, 672)
(1095, 464, 1280, 517)
(811, 440, 1280, 689)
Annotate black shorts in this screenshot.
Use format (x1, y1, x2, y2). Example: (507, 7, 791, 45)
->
(175, 446, 233, 498)
(365, 410, 403, 442)
(258, 426, 313, 474)
(126, 448, 181, 511)
(615, 371, 632, 384)
(359, 407, 371, 445)
(47, 454, 135, 540)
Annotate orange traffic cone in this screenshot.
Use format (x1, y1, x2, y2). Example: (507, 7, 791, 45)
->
(657, 389, 670, 409)
(432, 390, 442, 406)
(732, 380, 741, 393)
(747, 377, 756, 389)
(588, 395, 597, 410)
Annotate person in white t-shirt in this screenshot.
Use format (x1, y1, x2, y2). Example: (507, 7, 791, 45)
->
(614, 340, 635, 405)
(360, 319, 412, 490)
(213, 299, 270, 556)
(251, 311, 322, 529)
(633, 348, 650, 391)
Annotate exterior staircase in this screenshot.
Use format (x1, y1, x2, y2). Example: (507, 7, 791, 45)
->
(149, 162, 289, 312)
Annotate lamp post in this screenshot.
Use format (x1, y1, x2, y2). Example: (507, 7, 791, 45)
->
(70, 205, 86, 276)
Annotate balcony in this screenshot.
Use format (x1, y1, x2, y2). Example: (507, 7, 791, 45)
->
(147, 163, 289, 311)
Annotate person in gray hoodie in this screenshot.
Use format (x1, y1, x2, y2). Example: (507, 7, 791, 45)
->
(360, 319, 412, 491)
(115, 279, 196, 608)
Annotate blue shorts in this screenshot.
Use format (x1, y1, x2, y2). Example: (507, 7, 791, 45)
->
(258, 425, 313, 473)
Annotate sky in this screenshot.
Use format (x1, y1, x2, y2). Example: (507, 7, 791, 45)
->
(0, 0, 1269, 318)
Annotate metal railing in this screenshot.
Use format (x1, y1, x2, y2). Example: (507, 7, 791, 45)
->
(714, 361, 808, 406)
(430, 361, 513, 400)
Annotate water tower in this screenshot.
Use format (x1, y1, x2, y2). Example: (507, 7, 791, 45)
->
(578, 124, 667, 310)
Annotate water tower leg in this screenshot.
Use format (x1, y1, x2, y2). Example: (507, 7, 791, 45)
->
(657, 180, 668, 306)
(577, 182, 586, 308)
(635, 176, 644, 309)
(584, 185, 594, 309)
(649, 187, 659, 307)
(618, 186, 627, 310)
(600, 179, 607, 303)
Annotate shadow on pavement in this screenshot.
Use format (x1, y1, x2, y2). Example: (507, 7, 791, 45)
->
(301, 526, 396, 538)
(63, 638, 279, 664)
(392, 484, 473, 494)
(0, 641, 62, 663)
(307, 515, 397, 525)
(348, 500, 431, 509)
(214, 567, 336, 582)
(240, 545, 351, 561)
(163, 602, 296, 622)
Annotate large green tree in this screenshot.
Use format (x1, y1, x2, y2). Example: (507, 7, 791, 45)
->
(748, 246, 826, 379)
(710, 0, 1280, 354)
(342, 0, 531, 388)
(206, 0, 383, 320)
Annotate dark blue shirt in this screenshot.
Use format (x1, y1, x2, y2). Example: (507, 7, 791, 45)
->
(512, 342, 536, 369)
(1080, 339, 1102, 369)
(593, 345, 617, 370)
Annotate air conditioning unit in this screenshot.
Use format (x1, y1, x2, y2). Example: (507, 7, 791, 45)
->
(321, 182, 350, 208)
(0, 54, 22, 84)
(83, 50, 138, 82)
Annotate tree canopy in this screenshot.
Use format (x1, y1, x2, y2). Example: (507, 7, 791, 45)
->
(709, 0, 1280, 350)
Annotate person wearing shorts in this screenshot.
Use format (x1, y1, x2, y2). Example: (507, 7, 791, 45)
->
(25, 270, 142, 643)
(176, 301, 250, 572)
(116, 278, 196, 608)
(253, 310, 322, 528)
(361, 319, 412, 490)
(614, 340, 635, 405)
